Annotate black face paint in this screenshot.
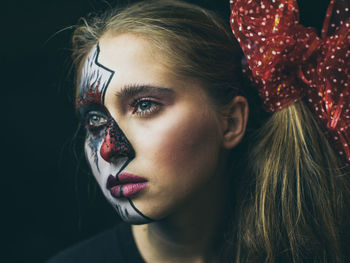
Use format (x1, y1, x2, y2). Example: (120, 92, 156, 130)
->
(100, 118, 135, 162)
(77, 44, 153, 224)
(76, 44, 114, 107)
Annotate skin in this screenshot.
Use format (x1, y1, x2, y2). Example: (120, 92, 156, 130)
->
(78, 33, 249, 262)
(77, 44, 152, 224)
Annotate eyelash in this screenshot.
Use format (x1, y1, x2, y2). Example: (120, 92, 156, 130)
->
(82, 97, 161, 131)
(85, 112, 108, 130)
(129, 97, 161, 117)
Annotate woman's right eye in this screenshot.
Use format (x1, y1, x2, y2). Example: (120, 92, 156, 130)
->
(87, 113, 108, 129)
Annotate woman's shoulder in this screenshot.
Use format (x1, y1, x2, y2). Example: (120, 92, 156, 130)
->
(46, 221, 144, 263)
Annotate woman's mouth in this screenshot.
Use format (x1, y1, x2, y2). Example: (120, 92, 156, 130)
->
(107, 172, 148, 198)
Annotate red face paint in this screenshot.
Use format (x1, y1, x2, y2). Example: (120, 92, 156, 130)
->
(76, 44, 152, 224)
(76, 44, 114, 108)
(100, 118, 135, 163)
(77, 44, 135, 164)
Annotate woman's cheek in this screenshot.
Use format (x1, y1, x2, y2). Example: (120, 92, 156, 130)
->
(128, 105, 222, 220)
(130, 104, 221, 179)
(84, 130, 105, 169)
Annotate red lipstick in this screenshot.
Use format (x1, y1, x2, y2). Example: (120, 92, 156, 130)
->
(107, 172, 148, 198)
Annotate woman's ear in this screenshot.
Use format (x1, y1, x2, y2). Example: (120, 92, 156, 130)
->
(221, 96, 249, 149)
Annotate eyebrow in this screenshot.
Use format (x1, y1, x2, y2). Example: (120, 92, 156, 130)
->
(114, 84, 175, 100)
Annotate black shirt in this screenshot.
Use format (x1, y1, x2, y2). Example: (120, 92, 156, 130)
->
(47, 222, 145, 263)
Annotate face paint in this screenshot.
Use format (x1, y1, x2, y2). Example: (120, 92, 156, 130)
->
(76, 44, 153, 224)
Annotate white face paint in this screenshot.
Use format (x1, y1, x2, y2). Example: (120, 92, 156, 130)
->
(77, 45, 153, 224)
(84, 140, 152, 224)
(76, 35, 230, 225)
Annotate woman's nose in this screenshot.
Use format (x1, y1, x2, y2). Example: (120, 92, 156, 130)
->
(100, 119, 135, 163)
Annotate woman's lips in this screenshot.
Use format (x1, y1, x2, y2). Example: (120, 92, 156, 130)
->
(107, 173, 148, 198)
(109, 182, 148, 198)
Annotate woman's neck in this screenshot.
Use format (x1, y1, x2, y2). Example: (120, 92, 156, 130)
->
(132, 171, 230, 263)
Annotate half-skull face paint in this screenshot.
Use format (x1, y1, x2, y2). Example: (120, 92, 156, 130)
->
(76, 44, 153, 224)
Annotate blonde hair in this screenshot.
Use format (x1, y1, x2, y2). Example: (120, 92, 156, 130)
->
(234, 102, 350, 262)
(72, 1, 350, 262)
(72, 0, 244, 106)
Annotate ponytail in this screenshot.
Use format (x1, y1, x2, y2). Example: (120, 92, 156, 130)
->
(234, 101, 350, 262)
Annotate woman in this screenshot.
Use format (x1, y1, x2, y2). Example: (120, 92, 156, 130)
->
(49, 0, 350, 262)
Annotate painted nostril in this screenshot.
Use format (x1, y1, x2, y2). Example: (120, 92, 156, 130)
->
(100, 119, 135, 163)
(100, 132, 114, 162)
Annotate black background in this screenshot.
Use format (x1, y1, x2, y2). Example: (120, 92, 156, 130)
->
(2, 0, 328, 262)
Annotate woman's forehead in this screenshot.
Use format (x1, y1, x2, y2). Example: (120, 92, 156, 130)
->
(98, 34, 162, 71)
(76, 35, 163, 105)
(77, 34, 208, 110)
(92, 35, 189, 95)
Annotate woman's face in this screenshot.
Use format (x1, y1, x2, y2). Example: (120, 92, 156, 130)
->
(76, 34, 228, 224)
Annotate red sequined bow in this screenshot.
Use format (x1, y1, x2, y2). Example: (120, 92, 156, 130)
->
(230, 0, 350, 167)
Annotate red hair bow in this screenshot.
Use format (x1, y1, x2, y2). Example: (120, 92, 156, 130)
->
(230, 0, 350, 167)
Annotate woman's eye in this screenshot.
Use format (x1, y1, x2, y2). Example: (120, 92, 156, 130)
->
(87, 114, 108, 128)
(132, 99, 161, 116)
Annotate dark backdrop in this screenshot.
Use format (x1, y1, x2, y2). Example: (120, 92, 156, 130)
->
(2, 0, 328, 262)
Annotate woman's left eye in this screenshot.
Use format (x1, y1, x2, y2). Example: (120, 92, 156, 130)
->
(131, 99, 161, 116)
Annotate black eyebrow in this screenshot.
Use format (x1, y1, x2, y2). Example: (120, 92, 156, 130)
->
(114, 84, 174, 100)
